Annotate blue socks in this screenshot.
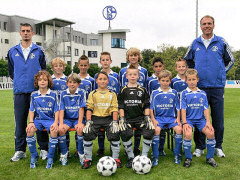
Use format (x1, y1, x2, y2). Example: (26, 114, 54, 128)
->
(48, 137, 58, 159)
(26, 136, 38, 158)
(152, 135, 160, 159)
(174, 134, 182, 156)
(77, 135, 84, 154)
(206, 138, 216, 159)
(58, 135, 68, 155)
(183, 139, 192, 159)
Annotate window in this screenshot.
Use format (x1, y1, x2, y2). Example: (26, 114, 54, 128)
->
(67, 61, 71, 66)
(75, 36, 77, 42)
(111, 38, 125, 48)
(75, 49, 79, 56)
(3, 22, 7, 31)
(82, 38, 84, 44)
(36, 26, 42, 35)
(0, 21, 1, 30)
(5, 39, 9, 44)
(83, 50, 85, 55)
(36, 42, 42, 46)
(88, 51, 97, 58)
(66, 33, 71, 41)
(67, 46, 71, 54)
(78, 37, 81, 43)
(90, 39, 98, 46)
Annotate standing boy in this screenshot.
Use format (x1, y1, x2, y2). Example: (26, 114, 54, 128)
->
(146, 57, 166, 156)
(119, 47, 148, 155)
(94, 52, 120, 157)
(181, 69, 217, 168)
(118, 65, 154, 168)
(150, 70, 182, 166)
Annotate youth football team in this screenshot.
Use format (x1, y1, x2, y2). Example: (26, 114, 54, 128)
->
(25, 47, 219, 169)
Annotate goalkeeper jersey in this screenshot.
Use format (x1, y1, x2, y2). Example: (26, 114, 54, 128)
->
(87, 89, 118, 117)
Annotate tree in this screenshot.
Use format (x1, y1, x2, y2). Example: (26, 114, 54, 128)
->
(73, 64, 80, 74)
(46, 64, 53, 75)
(64, 64, 72, 76)
(111, 66, 121, 74)
(0, 59, 8, 76)
(88, 64, 101, 77)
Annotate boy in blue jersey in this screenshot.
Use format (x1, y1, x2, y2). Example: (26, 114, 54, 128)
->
(119, 47, 148, 155)
(74, 55, 95, 156)
(181, 69, 217, 168)
(58, 73, 86, 165)
(171, 58, 188, 98)
(26, 70, 63, 169)
(94, 52, 120, 157)
(146, 57, 167, 156)
(150, 70, 182, 166)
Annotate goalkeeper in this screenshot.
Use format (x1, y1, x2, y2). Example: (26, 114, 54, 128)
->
(117, 65, 154, 168)
(82, 71, 121, 169)
(150, 70, 182, 167)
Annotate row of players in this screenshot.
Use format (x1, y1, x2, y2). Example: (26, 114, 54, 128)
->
(26, 47, 218, 169)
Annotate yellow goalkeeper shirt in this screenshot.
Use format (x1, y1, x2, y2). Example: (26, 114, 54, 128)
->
(87, 89, 118, 117)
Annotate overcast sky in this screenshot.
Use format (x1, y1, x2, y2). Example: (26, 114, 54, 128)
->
(1, 0, 239, 51)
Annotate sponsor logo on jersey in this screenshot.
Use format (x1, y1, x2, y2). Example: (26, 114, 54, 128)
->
(137, 91, 143, 97)
(124, 100, 142, 104)
(47, 102, 53, 107)
(211, 46, 218, 52)
(15, 53, 19, 56)
(30, 53, 35, 59)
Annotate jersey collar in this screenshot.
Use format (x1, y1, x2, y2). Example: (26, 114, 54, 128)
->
(52, 74, 66, 79)
(127, 64, 142, 70)
(67, 88, 78, 94)
(152, 74, 157, 78)
(157, 87, 173, 93)
(186, 87, 201, 92)
(37, 89, 51, 95)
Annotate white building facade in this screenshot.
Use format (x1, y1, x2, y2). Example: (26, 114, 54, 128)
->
(0, 14, 130, 68)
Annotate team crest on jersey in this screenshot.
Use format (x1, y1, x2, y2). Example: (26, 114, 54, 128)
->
(137, 91, 142, 97)
(61, 85, 66, 90)
(211, 46, 218, 52)
(199, 98, 204, 103)
(85, 85, 90, 91)
(15, 53, 19, 56)
(110, 80, 115, 86)
(30, 53, 35, 59)
(47, 102, 52, 107)
(169, 98, 173, 103)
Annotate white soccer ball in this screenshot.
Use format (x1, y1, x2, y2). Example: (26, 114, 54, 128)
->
(97, 156, 117, 176)
(132, 155, 152, 175)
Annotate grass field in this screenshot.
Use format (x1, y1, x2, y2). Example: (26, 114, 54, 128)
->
(0, 89, 239, 180)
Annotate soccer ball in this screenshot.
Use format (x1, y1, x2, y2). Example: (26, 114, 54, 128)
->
(132, 155, 152, 174)
(97, 156, 117, 176)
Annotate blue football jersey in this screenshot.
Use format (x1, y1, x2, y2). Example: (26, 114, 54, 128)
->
(51, 74, 67, 98)
(171, 75, 188, 98)
(180, 87, 209, 120)
(150, 88, 179, 121)
(60, 88, 86, 120)
(119, 65, 148, 88)
(29, 89, 59, 120)
(94, 70, 120, 94)
(79, 74, 95, 98)
(146, 74, 160, 96)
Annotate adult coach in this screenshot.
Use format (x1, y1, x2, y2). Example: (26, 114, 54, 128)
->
(184, 15, 235, 157)
(8, 23, 47, 161)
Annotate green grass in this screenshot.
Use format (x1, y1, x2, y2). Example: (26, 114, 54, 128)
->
(0, 89, 240, 180)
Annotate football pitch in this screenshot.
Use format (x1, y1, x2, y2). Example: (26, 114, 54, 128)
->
(0, 89, 239, 180)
